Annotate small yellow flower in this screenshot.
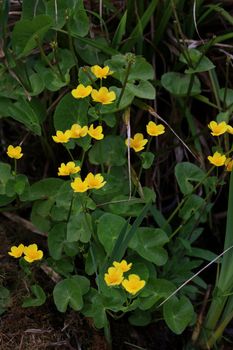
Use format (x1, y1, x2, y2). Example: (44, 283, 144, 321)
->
(104, 266, 124, 286)
(70, 124, 88, 138)
(52, 130, 71, 143)
(85, 172, 106, 190)
(7, 145, 23, 159)
(207, 151, 226, 166)
(91, 87, 116, 105)
(113, 260, 132, 272)
(122, 274, 146, 295)
(71, 84, 92, 99)
(24, 244, 43, 263)
(146, 121, 165, 136)
(227, 125, 233, 135)
(8, 244, 25, 258)
(88, 125, 104, 140)
(71, 177, 89, 193)
(208, 121, 228, 136)
(91, 65, 113, 80)
(58, 162, 81, 176)
(225, 158, 233, 172)
(125, 133, 148, 152)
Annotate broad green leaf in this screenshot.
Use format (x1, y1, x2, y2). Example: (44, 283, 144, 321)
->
(29, 178, 64, 200)
(161, 72, 201, 97)
(179, 194, 209, 223)
(8, 97, 42, 135)
(219, 88, 233, 108)
(140, 278, 176, 310)
(54, 93, 89, 131)
(128, 57, 154, 81)
(22, 0, 45, 19)
(67, 212, 92, 243)
(0, 162, 13, 195)
(97, 213, 126, 254)
(22, 284, 46, 307)
(175, 162, 206, 195)
(45, 0, 75, 28)
(108, 195, 145, 217)
(126, 81, 155, 99)
(129, 227, 169, 266)
(180, 48, 215, 73)
(48, 223, 66, 260)
(69, 0, 89, 37)
(12, 15, 52, 57)
(53, 276, 89, 312)
(163, 296, 195, 334)
(141, 152, 155, 169)
(88, 135, 126, 166)
(82, 289, 108, 329)
(112, 10, 127, 48)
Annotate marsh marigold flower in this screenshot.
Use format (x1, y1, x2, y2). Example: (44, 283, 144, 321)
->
(125, 133, 148, 152)
(88, 125, 104, 140)
(122, 274, 146, 295)
(7, 145, 23, 159)
(91, 87, 116, 105)
(91, 65, 113, 80)
(208, 121, 228, 136)
(71, 84, 92, 99)
(52, 130, 71, 143)
(225, 158, 233, 172)
(85, 173, 106, 189)
(104, 267, 124, 286)
(58, 162, 81, 176)
(208, 151, 226, 166)
(70, 124, 88, 138)
(8, 244, 25, 258)
(24, 244, 43, 263)
(71, 177, 89, 193)
(227, 125, 233, 135)
(146, 121, 165, 136)
(113, 260, 132, 272)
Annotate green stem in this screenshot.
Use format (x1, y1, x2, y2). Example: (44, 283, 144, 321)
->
(65, 146, 75, 161)
(117, 61, 133, 108)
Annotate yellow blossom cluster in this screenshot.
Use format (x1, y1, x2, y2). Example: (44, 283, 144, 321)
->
(52, 124, 104, 143)
(71, 172, 106, 192)
(6, 145, 23, 159)
(104, 260, 146, 295)
(207, 120, 233, 170)
(8, 243, 43, 263)
(71, 65, 116, 104)
(126, 121, 165, 152)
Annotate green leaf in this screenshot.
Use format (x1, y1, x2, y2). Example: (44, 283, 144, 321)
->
(161, 72, 201, 97)
(129, 310, 151, 326)
(88, 135, 126, 166)
(141, 152, 155, 169)
(128, 57, 154, 81)
(180, 48, 215, 73)
(53, 276, 89, 312)
(22, 284, 46, 307)
(82, 289, 108, 328)
(69, 0, 89, 37)
(8, 97, 42, 135)
(0, 162, 13, 195)
(11, 15, 52, 57)
(29, 178, 64, 200)
(163, 296, 195, 334)
(48, 223, 66, 260)
(127, 81, 155, 100)
(112, 10, 127, 48)
(179, 194, 209, 223)
(219, 88, 233, 108)
(67, 212, 92, 243)
(175, 162, 206, 195)
(54, 93, 89, 131)
(45, 0, 74, 28)
(97, 213, 126, 254)
(129, 227, 169, 266)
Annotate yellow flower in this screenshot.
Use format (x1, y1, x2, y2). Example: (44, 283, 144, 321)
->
(7, 145, 23, 159)
(71, 177, 89, 193)
(113, 260, 132, 272)
(208, 121, 228, 136)
(24, 244, 43, 263)
(85, 172, 106, 189)
(104, 267, 124, 286)
(146, 121, 165, 136)
(207, 151, 226, 166)
(52, 130, 71, 143)
(8, 244, 25, 258)
(88, 124, 104, 140)
(125, 133, 148, 152)
(91, 65, 113, 80)
(58, 162, 81, 176)
(227, 125, 233, 135)
(122, 274, 146, 295)
(71, 84, 92, 99)
(70, 124, 88, 138)
(91, 87, 116, 105)
(225, 158, 233, 172)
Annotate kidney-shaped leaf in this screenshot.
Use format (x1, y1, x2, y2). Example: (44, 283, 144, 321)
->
(161, 72, 201, 97)
(175, 162, 206, 195)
